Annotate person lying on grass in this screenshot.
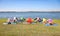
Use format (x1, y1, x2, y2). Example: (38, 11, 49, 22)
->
(26, 17, 33, 24)
(42, 18, 47, 24)
(20, 17, 25, 23)
(47, 19, 54, 25)
(34, 17, 42, 23)
(7, 18, 11, 24)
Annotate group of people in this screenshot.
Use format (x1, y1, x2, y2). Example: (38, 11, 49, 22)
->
(6, 17, 55, 25)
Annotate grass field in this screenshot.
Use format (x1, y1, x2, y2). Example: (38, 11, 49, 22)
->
(0, 18, 60, 36)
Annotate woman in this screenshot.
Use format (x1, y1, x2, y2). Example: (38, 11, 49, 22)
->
(42, 18, 47, 24)
(47, 19, 54, 25)
(26, 17, 33, 24)
(20, 17, 25, 22)
(13, 17, 18, 23)
(34, 17, 42, 23)
(7, 18, 11, 24)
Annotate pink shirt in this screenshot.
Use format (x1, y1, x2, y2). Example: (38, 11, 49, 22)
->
(47, 19, 53, 23)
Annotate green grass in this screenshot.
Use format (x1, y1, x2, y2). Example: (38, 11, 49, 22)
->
(0, 18, 60, 36)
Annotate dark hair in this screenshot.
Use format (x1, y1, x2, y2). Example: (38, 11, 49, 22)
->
(50, 23, 53, 25)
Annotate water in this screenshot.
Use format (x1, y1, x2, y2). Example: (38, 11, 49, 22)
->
(0, 12, 60, 19)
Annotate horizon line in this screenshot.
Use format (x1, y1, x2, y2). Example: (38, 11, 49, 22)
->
(0, 11, 60, 12)
(0, 10, 60, 12)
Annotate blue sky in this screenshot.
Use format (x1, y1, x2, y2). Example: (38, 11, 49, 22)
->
(0, 0, 60, 11)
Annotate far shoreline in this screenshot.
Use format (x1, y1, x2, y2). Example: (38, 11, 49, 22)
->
(0, 11, 60, 13)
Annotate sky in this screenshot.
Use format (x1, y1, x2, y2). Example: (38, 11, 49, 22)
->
(0, 0, 60, 11)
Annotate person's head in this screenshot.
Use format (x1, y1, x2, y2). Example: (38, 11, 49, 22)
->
(7, 18, 10, 21)
(14, 17, 16, 19)
(14, 17, 16, 18)
(16, 17, 18, 20)
(7, 18, 13, 23)
(8, 18, 10, 20)
(34, 17, 38, 19)
(20, 17, 24, 20)
(43, 18, 46, 19)
(43, 18, 47, 21)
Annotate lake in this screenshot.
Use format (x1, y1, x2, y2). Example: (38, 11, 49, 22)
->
(0, 12, 60, 19)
